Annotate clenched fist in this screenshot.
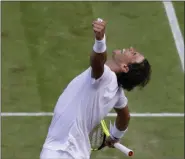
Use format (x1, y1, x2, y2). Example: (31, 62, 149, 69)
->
(105, 136, 120, 148)
(92, 18, 106, 40)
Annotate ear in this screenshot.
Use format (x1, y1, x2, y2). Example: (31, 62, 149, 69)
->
(120, 64, 129, 73)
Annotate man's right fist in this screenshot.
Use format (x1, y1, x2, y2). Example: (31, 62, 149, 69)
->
(92, 18, 106, 40)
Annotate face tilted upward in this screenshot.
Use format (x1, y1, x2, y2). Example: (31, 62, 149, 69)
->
(112, 47, 145, 71)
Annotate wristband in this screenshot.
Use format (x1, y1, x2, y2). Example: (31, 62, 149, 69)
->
(93, 34, 106, 53)
(110, 122, 128, 139)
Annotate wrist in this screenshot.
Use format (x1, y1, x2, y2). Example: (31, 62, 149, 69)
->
(110, 122, 128, 139)
(93, 34, 106, 53)
(95, 34, 105, 42)
(95, 33, 105, 41)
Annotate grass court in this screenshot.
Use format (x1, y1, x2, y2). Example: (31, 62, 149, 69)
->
(1, 1, 184, 159)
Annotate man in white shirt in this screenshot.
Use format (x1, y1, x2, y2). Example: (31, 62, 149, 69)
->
(40, 18, 152, 159)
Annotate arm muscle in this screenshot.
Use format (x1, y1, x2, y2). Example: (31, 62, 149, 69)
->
(90, 50, 107, 79)
(114, 106, 130, 131)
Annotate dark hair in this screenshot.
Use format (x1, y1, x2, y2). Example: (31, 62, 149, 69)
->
(116, 59, 152, 91)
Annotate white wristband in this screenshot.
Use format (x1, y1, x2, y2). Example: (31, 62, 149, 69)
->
(93, 35, 106, 53)
(110, 122, 128, 139)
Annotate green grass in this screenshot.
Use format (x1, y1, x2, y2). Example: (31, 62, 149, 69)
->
(2, 117, 184, 159)
(1, 1, 184, 159)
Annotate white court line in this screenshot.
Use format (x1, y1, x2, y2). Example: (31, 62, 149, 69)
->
(163, 1, 184, 71)
(1, 112, 184, 117)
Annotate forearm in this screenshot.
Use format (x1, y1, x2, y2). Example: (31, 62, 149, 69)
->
(110, 114, 130, 139)
(90, 36, 107, 74)
(110, 107, 130, 139)
(115, 113, 130, 131)
(90, 53, 107, 78)
(91, 19, 107, 79)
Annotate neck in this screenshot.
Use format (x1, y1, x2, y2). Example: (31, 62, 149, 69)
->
(105, 59, 120, 73)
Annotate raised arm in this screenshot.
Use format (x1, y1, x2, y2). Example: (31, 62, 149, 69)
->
(90, 18, 107, 79)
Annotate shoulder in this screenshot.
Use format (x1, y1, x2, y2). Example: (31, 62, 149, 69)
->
(114, 88, 128, 109)
(90, 64, 117, 86)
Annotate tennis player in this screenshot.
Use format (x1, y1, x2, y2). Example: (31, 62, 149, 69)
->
(40, 18, 152, 159)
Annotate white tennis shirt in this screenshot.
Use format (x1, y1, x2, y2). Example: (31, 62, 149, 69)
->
(43, 65, 128, 159)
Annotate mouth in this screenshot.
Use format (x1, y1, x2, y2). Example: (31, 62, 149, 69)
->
(112, 48, 126, 55)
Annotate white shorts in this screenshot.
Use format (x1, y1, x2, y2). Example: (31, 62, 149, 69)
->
(40, 148, 74, 159)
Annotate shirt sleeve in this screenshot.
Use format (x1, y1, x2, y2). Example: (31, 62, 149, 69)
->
(114, 89, 128, 109)
(90, 64, 114, 86)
